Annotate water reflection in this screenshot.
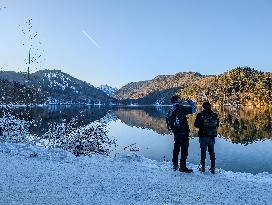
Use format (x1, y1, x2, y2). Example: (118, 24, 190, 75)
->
(112, 106, 272, 145)
(219, 108, 272, 145)
(112, 106, 169, 135)
(0, 105, 109, 137)
(0, 106, 114, 156)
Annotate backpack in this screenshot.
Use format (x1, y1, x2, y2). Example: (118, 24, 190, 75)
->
(166, 107, 175, 131)
(201, 112, 218, 136)
(166, 105, 189, 134)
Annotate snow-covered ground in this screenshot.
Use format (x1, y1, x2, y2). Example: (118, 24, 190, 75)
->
(0, 142, 271, 205)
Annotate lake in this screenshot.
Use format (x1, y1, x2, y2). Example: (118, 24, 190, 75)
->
(0, 105, 271, 174)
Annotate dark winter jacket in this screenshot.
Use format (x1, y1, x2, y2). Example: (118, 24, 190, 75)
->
(166, 103, 192, 135)
(194, 110, 219, 138)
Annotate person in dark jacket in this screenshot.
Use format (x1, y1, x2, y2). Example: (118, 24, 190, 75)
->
(194, 102, 219, 174)
(166, 95, 194, 173)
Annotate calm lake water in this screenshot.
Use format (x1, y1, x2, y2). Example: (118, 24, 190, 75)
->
(1, 105, 271, 174)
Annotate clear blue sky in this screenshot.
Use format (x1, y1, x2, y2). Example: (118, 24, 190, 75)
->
(0, 0, 271, 88)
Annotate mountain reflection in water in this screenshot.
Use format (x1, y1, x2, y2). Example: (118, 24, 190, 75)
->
(113, 107, 168, 135)
(112, 106, 272, 145)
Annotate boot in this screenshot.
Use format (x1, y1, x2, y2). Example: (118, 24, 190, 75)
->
(179, 160, 193, 173)
(199, 160, 205, 172)
(210, 159, 215, 174)
(173, 165, 179, 171)
(198, 165, 205, 173)
(179, 167, 193, 173)
(209, 167, 215, 174)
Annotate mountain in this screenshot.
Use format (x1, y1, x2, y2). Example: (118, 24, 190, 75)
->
(98, 85, 118, 97)
(30, 70, 112, 104)
(115, 72, 202, 104)
(0, 69, 113, 105)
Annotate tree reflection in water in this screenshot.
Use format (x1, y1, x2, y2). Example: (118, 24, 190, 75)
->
(218, 107, 271, 145)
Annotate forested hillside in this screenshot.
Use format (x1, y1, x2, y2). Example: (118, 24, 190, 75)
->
(0, 79, 47, 104)
(0, 70, 112, 105)
(178, 67, 271, 109)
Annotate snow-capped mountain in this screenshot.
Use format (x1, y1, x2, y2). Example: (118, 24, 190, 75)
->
(98, 84, 118, 97)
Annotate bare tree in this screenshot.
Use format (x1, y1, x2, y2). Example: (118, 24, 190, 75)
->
(20, 19, 45, 105)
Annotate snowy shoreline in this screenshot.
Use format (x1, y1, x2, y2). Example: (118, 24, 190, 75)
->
(0, 142, 271, 205)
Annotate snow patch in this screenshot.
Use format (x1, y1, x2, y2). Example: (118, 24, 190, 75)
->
(0, 142, 271, 204)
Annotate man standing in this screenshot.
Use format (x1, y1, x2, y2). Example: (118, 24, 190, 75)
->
(166, 95, 195, 173)
(194, 102, 219, 174)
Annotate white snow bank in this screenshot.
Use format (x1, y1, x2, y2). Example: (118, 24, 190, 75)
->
(0, 142, 271, 205)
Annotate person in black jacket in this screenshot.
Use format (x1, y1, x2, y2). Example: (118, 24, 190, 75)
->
(194, 102, 219, 174)
(166, 95, 194, 173)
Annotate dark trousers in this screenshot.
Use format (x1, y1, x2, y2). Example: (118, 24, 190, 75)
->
(172, 133, 189, 168)
(199, 137, 216, 168)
